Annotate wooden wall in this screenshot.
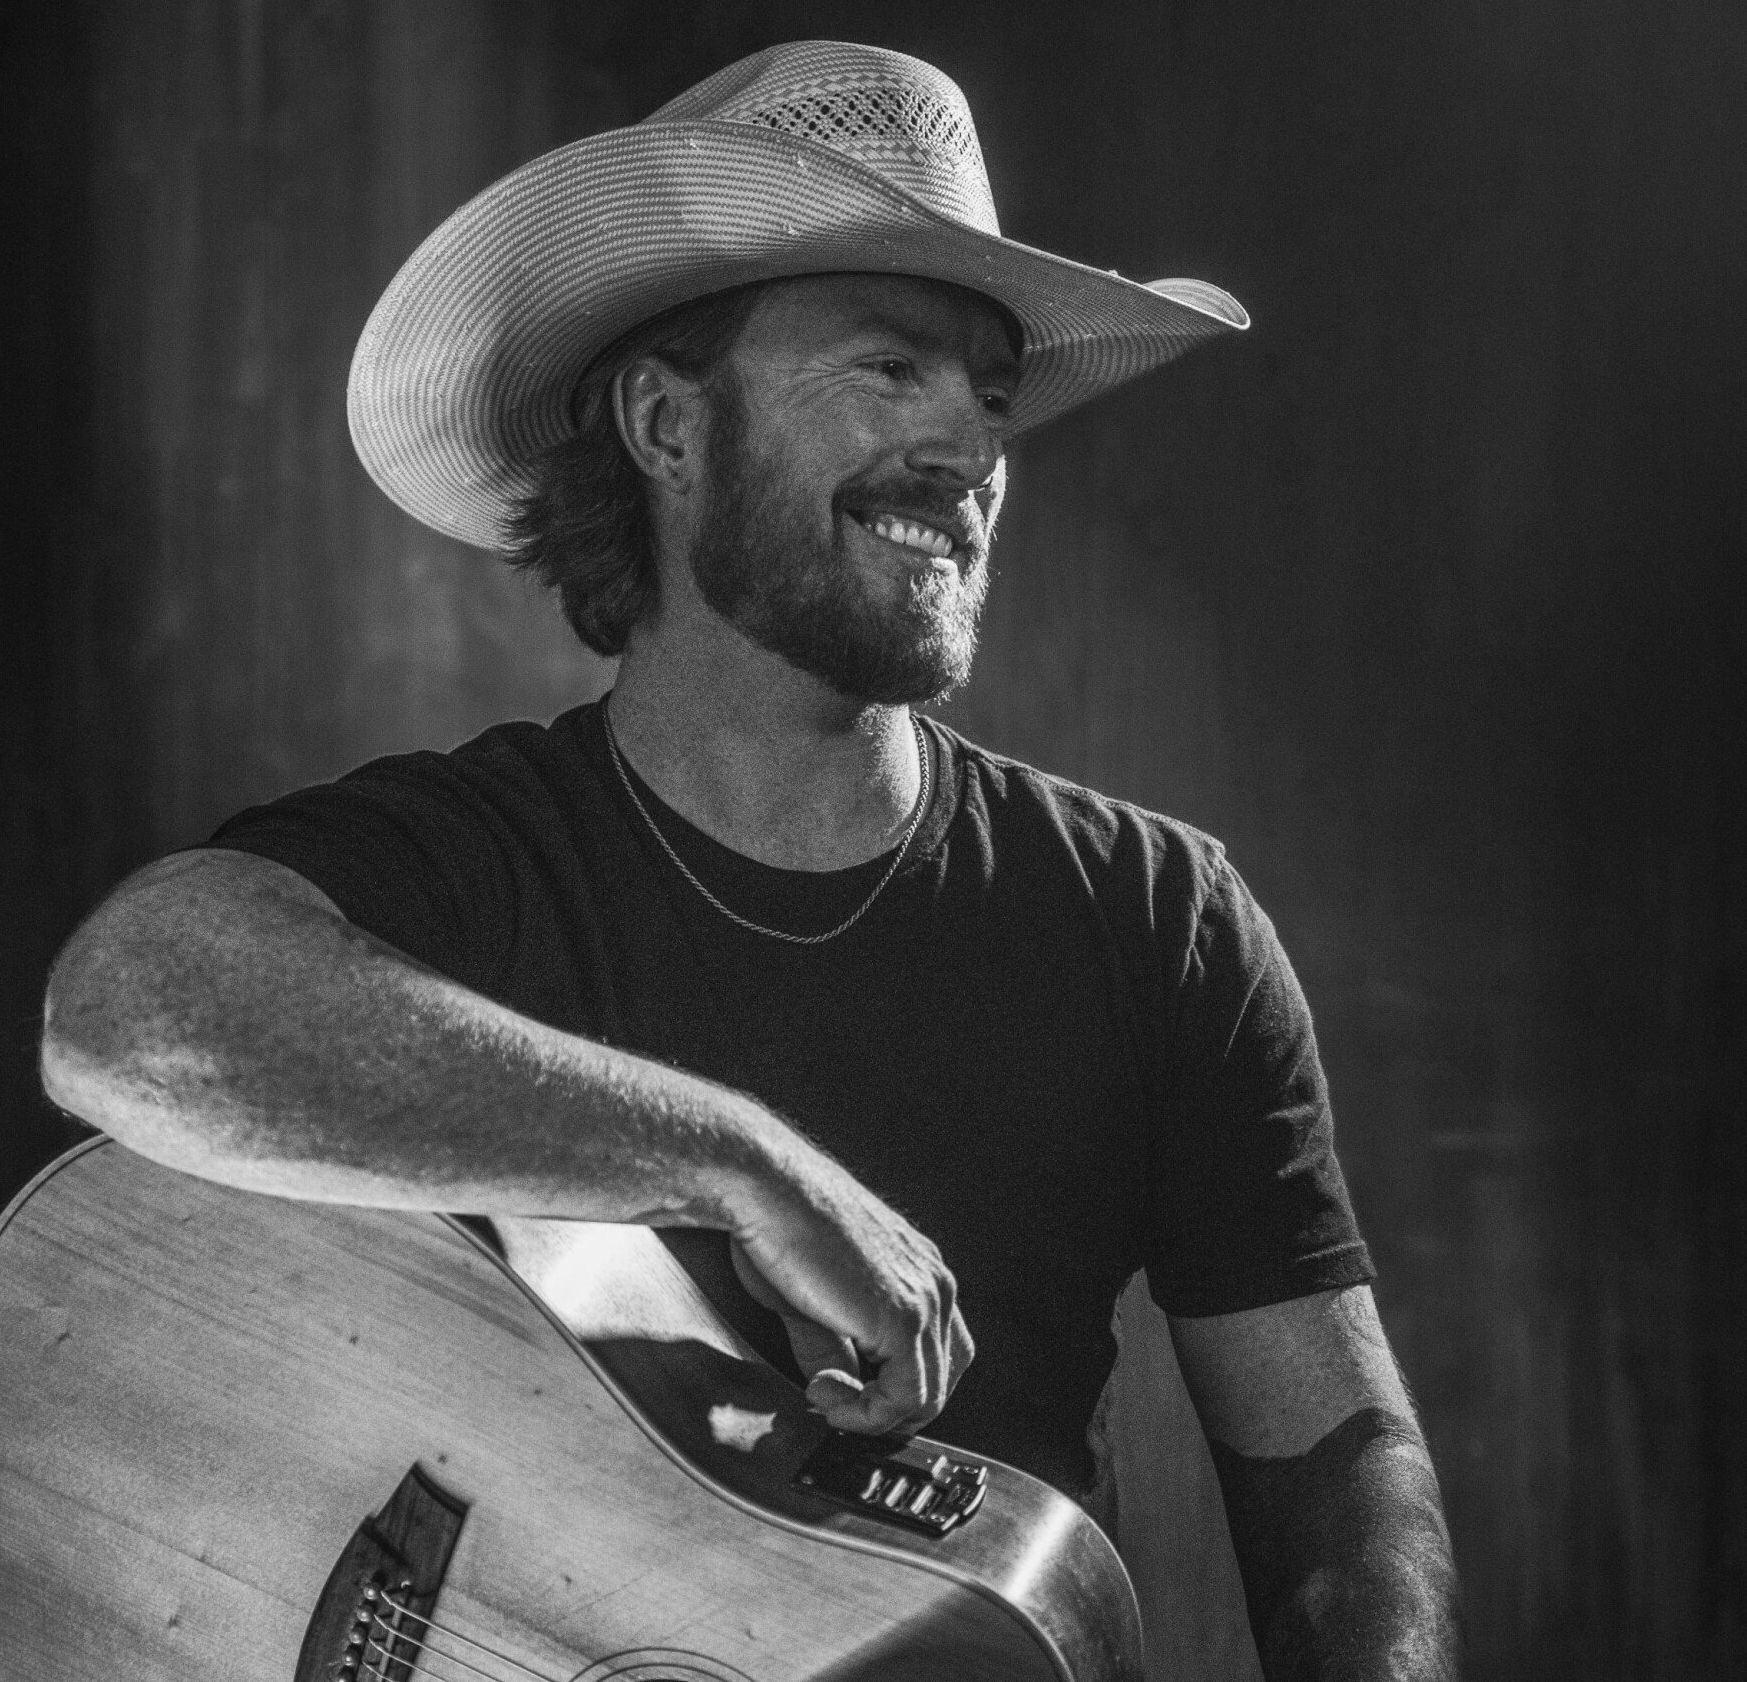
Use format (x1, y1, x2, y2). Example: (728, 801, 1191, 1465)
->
(5, 3, 1741, 1677)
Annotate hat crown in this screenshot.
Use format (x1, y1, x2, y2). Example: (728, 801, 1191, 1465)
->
(644, 41, 1000, 236)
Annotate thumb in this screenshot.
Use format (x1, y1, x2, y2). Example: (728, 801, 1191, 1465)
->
(786, 1315, 863, 1391)
(805, 1366, 868, 1419)
(730, 1236, 863, 1391)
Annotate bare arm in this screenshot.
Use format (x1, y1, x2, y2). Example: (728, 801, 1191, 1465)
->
(1170, 1286, 1462, 1681)
(40, 848, 971, 1433)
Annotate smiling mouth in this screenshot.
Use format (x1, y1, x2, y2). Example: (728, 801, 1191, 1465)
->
(852, 511, 960, 560)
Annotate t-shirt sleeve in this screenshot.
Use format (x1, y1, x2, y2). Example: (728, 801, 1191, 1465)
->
(203, 751, 520, 1000)
(1145, 851, 1375, 1317)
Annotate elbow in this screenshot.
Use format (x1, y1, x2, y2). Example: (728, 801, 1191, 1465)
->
(37, 850, 326, 1177)
(37, 1029, 131, 1144)
(38, 909, 214, 1163)
(40, 935, 147, 1137)
(38, 995, 92, 1120)
(40, 929, 112, 1108)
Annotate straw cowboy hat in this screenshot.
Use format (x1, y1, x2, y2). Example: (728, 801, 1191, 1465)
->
(348, 39, 1249, 551)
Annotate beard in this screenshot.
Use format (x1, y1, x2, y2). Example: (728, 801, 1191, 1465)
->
(686, 381, 994, 706)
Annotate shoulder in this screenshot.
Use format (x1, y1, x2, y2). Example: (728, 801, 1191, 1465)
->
(208, 705, 607, 882)
(355, 706, 592, 782)
(202, 707, 609, 994)
(929, 720, 1232, 917)
(302, 706, 600, 815)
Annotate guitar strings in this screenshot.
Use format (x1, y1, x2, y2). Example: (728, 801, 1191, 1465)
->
(360, 1600, 426, 1682)
(358, 1599, 562, 1682)
(363, 1630, 496, 1682)
(363, 1632, 557, 1682)
(361, 1628, 520, 1682)
(375, 1600, 558, 1678)
(362, 1631, 442, 1682)
(383, 1598, 566, 1681)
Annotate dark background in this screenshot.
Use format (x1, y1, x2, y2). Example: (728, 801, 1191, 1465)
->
(5, 3, 1742, 1677)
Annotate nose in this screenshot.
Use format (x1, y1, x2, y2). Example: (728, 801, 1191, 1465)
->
(903, 370, 1004, 492)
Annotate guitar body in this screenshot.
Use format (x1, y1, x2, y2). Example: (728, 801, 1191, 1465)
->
(0, 1140, 1142, 1681)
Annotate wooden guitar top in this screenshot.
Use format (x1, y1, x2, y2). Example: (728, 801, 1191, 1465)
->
(0, 1139, 1143, 1681)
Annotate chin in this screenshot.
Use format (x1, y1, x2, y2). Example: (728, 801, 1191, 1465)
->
(806, 616, 980, 708)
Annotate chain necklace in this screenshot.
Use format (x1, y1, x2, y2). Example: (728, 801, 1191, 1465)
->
(600, 697, 931, 947)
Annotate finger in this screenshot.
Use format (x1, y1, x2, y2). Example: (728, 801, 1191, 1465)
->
(909, 1282, 960, 1421)
(912, 1316, 947, 1422)
(784, 1315, 859, 1386)
(814, 1375, 916, 1436)
(943, 1306, 976, 1403)
(913, 1265, 958, 1414)
(733, 1239, 872, 1397)
(804, 1369, 866, 1418)
(805, 1327, 921, 1434)
(864, 1333, 939, 1435)
(893, 1307, 972, 1433)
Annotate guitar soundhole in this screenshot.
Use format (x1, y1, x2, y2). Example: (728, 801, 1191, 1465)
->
(569, 1651, 756, 1681)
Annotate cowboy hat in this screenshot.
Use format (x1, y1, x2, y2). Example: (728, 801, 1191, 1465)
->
(348, 39, 1249, 550)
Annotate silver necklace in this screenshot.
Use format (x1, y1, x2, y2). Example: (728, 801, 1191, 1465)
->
(601, 698, 931, 947)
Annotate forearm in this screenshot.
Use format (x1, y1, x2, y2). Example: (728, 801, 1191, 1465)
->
(1209, 1407, 1462, 1682)
(42, 848, 972, 1434)
(40, 850, 788, 1225)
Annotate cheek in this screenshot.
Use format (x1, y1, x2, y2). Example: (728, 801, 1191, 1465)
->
(741, 391, 888, 523)
(784, 389, 888, 462)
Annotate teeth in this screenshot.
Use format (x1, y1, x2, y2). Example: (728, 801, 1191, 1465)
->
(865, 514, 955, 558)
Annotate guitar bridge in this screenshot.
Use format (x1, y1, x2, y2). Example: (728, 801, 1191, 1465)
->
(794, 1434, 987, 1536)
(294, 1464, 469, 1682)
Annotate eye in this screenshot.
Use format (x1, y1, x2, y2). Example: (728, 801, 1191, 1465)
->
(865, 356, 913, 383)
(980, 389, 1014, 419)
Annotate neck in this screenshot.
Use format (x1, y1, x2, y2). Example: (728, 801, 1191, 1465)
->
(607, 621, 924, 872)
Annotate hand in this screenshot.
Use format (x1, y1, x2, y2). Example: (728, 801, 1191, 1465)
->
(724, 1152, 974, 1436)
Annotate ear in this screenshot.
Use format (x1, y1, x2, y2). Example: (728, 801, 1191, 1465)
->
(613, 356, 708, 492)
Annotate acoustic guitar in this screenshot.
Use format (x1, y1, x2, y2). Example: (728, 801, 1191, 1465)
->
(0, 1138, 1143, 1680)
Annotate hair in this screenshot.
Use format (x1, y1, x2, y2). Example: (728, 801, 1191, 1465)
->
(502, 284, 766, 655)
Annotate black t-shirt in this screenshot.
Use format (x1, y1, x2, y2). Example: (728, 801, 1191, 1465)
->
(207, 701, 1373, 1495)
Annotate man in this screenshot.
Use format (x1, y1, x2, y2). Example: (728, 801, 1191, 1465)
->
(40, 40, 1459, 1680)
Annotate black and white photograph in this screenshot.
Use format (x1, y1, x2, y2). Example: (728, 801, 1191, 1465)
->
(3, 4, 1740, 1678)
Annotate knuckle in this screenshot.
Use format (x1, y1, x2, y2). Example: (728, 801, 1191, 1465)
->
(893, 1282, 939, 1334)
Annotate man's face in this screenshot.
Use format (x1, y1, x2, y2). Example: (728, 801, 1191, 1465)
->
(685, 274, 1019, 705)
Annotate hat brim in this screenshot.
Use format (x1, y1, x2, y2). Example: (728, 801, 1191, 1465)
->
(348, 120, 1249, 550)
